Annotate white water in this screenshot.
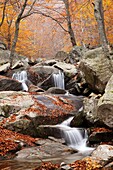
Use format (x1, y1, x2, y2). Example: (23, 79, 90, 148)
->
(56, 117, 94, 155)
(52, 70, 65, 89)
(12, 70, 28, 91)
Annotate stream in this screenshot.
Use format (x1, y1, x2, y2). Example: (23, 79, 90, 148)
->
(2, 70, 94, 169)
(0, 152, 85, 170)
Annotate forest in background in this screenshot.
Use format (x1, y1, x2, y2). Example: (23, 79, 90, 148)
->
(0, 0, 113, 60)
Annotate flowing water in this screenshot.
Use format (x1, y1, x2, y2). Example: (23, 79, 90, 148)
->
(52, 70, 65, 89)
(56, 117, 94, 155)
(12, 70, 28, 91)
(7, 70, 94, 169)
(0, 116, 94, 169)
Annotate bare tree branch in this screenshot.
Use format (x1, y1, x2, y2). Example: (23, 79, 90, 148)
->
(0, 0, 9, 27)
(33, 10, 69, 33)
(21, 0, 37, 19)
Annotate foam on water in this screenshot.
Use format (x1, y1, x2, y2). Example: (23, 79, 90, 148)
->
(56, 117, 94, 155)
(52, 70, 65, 89)
(12, 70, 28, 91)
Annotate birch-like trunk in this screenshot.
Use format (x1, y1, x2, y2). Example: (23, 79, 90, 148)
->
(10, 19, 20, 67)
(63, 0, 77, 47)
(94, 0, 109, 56)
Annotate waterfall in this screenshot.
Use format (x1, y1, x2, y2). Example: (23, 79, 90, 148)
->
(12, 70, 28, 91)
(56, 117, 94, 155)
(52, 70, 65, 89)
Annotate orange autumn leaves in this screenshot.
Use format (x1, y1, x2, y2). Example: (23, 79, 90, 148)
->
(0, 126, 36, 157)
(0, 0, 113, 59)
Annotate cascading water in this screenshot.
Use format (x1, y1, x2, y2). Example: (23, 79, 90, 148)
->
(12, 70, 28, 91)
(56, 117, 94, 155)
(52, 70, 65, 89)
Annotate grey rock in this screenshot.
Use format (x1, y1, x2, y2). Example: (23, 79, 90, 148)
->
(97, 75, 113, 128)
(15, 139, 70, 160)
(91, 145, 113, 166)
(0, 75, 22, 91)
(79, 47, 113, 93)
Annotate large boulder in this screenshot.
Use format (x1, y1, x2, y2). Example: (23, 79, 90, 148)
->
(79, 47, 113, 93)
(0, 91, 83, 137)
(70, 94, 102, 127)
(97, 75, 113, 128)
(0, 75, 22, 91)
(28, 65, 59, 87)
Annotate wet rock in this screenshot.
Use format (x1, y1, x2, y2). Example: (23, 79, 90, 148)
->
(46, 87, 66, 94)
(89, 128, 113, 143)
(36, 125, 61, 138)
(0, 76, 22, 91)
(0, 92, 82, 137)
(39, 74, 55, 90)
(15, 139, 71, 160)
(79, 47, 113, 93)
(97, 75, 113, 128)
(28, 65, 59, 86)
(70, 107, 84, 127)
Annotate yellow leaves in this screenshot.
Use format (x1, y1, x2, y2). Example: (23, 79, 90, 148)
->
(83, 157, 102, 170)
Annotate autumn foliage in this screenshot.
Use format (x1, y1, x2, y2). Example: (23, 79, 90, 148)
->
(33, 162, 60, 170)
(0, 126, 36, 157)
(0, 0, 113, 58)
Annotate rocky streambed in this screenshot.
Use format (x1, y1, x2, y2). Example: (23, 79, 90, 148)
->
(0, 46, 113, 169)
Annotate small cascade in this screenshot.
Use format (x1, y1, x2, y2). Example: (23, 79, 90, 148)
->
(12, 70, 28, 91)
(52, 70, 65, 89)
(56, 117, 94, 155)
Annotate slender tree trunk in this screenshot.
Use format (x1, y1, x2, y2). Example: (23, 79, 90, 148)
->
(94, 0, 109, 56)
(7, 21, 12, 50)
(9, 0, 28, 67)
(63, 0, 77, 47)
(0, 0, 8, 27)
(9, 0, 36, 67)
(10, 19, 20, 67)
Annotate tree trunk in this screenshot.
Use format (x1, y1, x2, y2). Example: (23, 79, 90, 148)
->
(94, 0, 109, 56)
(7, 21, 12, 50)
(9, 0, 28, 67)
(10, 19, 20, 67)
(63, 0, 77, 47)
(0, 0, 8, 27)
